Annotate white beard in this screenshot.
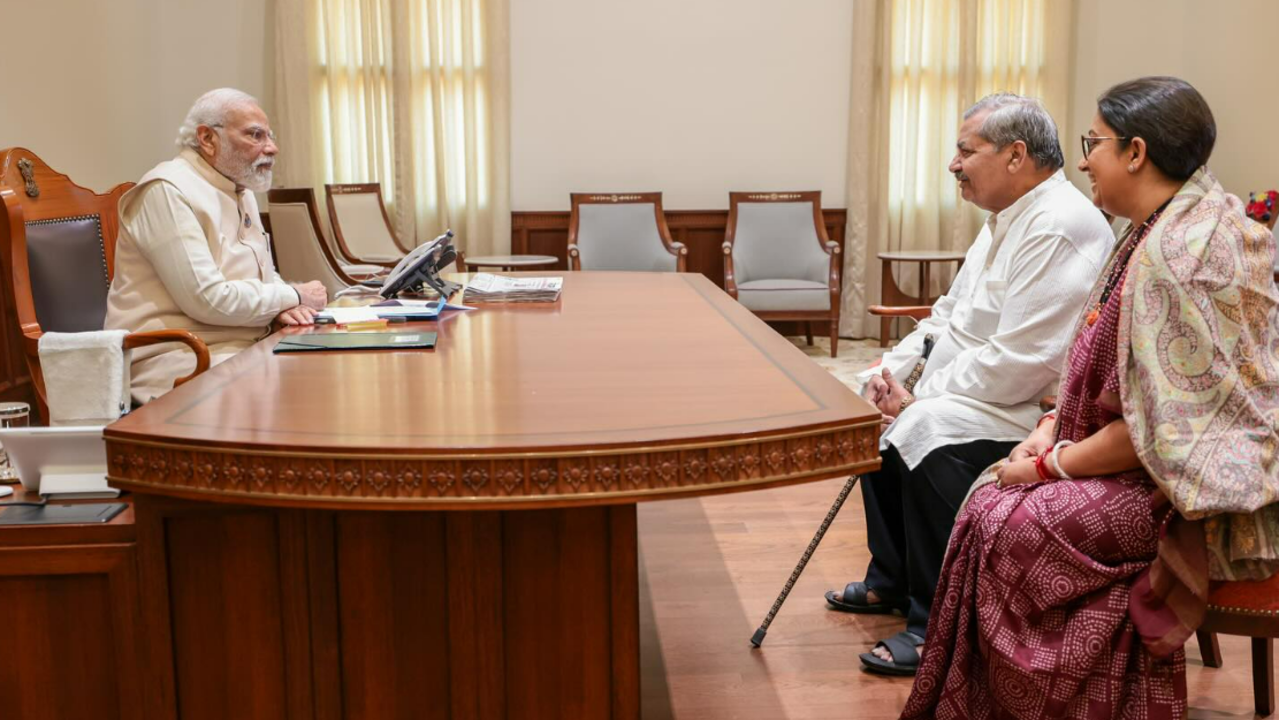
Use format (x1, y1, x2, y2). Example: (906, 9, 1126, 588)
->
(216, 149, 274, 193)
(241, 163, 273, 194)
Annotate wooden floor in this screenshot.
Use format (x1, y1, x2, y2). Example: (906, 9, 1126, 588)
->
(638, 477, 1267, 719)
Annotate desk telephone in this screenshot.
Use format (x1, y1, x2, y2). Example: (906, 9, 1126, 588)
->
(379, 230, 463, 300)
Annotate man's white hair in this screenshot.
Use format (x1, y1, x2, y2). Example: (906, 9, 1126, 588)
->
(175, 88, 260, 150)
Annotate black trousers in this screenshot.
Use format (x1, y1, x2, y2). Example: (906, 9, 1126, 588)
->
(861, 439, 1017, 639)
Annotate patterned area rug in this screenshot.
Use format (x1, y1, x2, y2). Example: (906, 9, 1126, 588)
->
(787, 337, 886, 390)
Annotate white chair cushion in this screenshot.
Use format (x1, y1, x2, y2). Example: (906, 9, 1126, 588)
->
(330, 192, 404, 262)
(269, 202, 350, 295)
(736, 279, 830, 312)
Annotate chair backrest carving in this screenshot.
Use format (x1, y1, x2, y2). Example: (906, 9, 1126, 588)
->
(325, 183, 410, 263)
(0, 148, 136, 418)
(0, 149, 133, 336)
(726, 191, 830, 285)
(268, 188, 358, 296)
(568, 192, 684, 272)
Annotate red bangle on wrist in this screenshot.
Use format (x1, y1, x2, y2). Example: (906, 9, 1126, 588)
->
(1036, 412, 1056, 429)
(1034, 451, 1055, 481)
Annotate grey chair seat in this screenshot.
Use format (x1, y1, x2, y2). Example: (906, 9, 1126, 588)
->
(736, 279, 831, 312)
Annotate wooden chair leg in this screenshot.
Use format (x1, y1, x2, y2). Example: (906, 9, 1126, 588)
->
(829, 321, 838, 359)
(1254, 637, 1275, 717)
(805, 322, 814, 346)
(879, 317, 891, 348)
(1198, 630, 1223, 668)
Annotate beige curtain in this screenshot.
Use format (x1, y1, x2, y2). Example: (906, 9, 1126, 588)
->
(842, 0, 1072, 338)
(274, 0, 511, 255)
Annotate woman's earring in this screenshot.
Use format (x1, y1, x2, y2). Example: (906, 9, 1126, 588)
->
(1127, 165, 1136, 173)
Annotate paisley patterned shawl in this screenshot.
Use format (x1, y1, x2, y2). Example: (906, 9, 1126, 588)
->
(1117, 167, 1279, 580)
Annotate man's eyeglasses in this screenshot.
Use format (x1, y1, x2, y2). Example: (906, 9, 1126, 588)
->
(209, 123, 277, 147)
(1080, 135, 1128, 159)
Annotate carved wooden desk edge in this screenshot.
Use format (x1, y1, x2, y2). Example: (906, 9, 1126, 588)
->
(105, 419, 881, 510)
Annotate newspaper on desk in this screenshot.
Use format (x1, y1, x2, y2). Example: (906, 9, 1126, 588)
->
(463, 273, 562, 303)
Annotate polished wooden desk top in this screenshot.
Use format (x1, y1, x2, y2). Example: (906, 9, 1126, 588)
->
(105, 272, 879, 509)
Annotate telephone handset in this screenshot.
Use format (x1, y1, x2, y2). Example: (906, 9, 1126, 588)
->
(379, 230, 462, 299)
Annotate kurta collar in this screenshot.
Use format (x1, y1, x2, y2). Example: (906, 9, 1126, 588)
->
(178, 148, 241, 200)
(987, 169, 1067, 230)
(979, 170, 1067, 269)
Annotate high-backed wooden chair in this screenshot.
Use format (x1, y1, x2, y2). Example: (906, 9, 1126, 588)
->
(325, 183, 410, 266)
(268, 188, 384, 296)
(567, 192, 687, 272)
(723, 191, 841, 357)
(0, 148, 209, 422)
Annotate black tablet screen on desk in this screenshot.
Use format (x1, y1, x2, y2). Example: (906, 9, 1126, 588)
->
(0, 503, 127, 525)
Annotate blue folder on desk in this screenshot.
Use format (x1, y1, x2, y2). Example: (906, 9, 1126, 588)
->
(274, 331, 437, 353)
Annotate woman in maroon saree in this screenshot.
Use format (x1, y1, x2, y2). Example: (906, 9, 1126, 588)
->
(903, 77, 1279, 719)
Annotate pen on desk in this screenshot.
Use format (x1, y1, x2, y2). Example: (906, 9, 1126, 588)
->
(314, 316, 335, 325)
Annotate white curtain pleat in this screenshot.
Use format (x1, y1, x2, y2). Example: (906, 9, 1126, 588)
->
(274, 0, 509, 256)
(842, 0, 1072, 339)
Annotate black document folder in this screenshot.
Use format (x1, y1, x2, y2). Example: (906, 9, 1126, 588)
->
(273, 331, 438, 353)
(0, 502, 127, 525)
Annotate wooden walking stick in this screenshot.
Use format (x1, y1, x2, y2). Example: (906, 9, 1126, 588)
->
(750, 335, 934, 647)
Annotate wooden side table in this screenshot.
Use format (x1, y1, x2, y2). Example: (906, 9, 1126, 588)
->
(875, 250, 966, 347)
(458, 253, 559, 272)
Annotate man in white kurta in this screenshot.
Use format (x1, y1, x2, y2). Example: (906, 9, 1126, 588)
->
(107, 89, 326, 404)
(825, 95, 1116, 676)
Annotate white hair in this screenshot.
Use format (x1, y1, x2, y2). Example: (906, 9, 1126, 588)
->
(963, 92, 1065, 170)
(175, 88, 260, 150)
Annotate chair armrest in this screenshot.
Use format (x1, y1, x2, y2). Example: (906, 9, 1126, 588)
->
(826, 241, 842, 292)
(123, 330, 211, 387)
(721, 241, 738, 298)
(567, 243, 581, 271)
(1039, 395, 1057, 413)
(867, 305, 932, 321)
(668, 241, 688, 272)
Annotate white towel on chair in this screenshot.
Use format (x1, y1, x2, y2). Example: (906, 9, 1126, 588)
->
(38, 330, 132, 426)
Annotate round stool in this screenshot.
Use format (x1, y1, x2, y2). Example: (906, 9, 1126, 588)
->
(460, 254, 559, 272)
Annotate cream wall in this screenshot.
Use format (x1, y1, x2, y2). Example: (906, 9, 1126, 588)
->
(0, 0, 274, 193)
(9, 2, 1275, 212)
(1068, 0, 1279, 200)
(509, 0, 853, 211)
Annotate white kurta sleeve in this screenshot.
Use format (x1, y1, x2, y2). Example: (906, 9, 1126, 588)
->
(911, 232, 1096, 406)
(127, 183, 299, 327)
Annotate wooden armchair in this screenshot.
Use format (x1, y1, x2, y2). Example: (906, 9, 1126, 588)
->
(325, 183, 410, 267)
(268, 188, 384, 296)
(723, 191, 840, 357)
(567, 192, 687, 272)
(0, 148, 209, 422)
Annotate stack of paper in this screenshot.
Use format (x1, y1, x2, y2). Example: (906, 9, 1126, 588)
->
(315, 299, 474, 324)
(463, 273, 563, 303)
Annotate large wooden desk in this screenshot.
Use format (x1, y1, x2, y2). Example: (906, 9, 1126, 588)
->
(6, 272, 879, 719)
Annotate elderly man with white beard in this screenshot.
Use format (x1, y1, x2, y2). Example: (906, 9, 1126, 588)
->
(106, 88, 327, 404)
